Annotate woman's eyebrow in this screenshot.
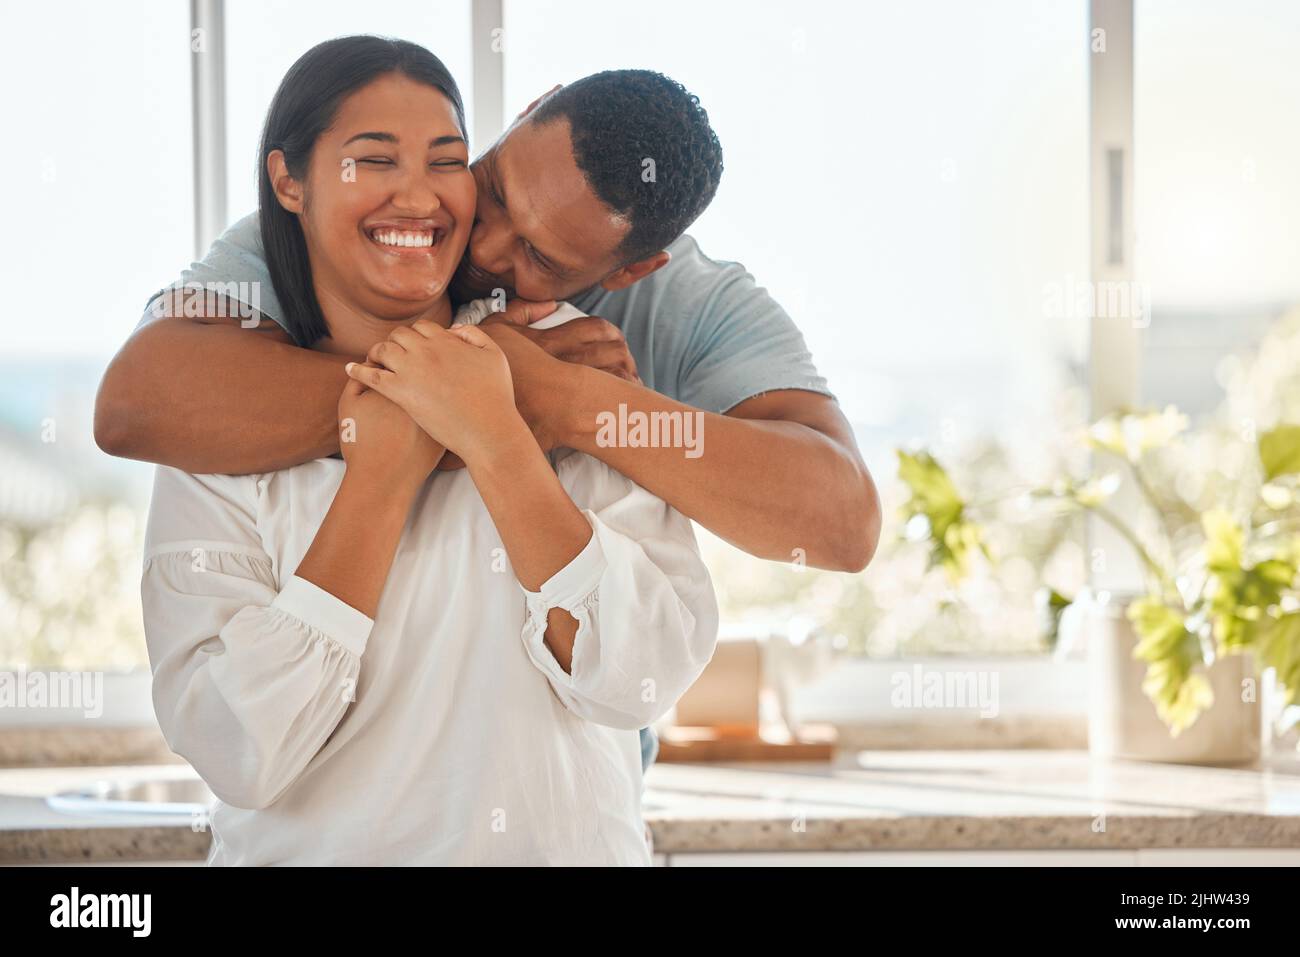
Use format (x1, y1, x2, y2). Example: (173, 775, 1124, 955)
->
(341, 132, 465, 147)
(343, 131, 397, 145)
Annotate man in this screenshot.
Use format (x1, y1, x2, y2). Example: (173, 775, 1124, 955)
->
(96, 69, 881, 771)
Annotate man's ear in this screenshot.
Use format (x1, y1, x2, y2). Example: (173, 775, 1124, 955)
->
(600, 251, 672, 292)
(516, 84, 563, 120)
(267, 150, 304, 214)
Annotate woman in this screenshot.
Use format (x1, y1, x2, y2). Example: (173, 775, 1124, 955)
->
(141, 36, 717, 865)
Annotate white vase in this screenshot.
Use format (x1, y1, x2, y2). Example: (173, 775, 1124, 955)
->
(1087, 601, 1260, 765)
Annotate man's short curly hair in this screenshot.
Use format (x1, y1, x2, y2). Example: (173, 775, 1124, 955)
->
(531, 70, 724, 263)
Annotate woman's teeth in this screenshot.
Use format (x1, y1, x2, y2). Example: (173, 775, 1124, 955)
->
(370, 230, 436, 248)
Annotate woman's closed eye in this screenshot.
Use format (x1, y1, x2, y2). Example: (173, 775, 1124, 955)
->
(355, 156, 465, 170)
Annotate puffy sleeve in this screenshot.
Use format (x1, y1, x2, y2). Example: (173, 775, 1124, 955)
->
(140, 467, 372, 810)
(517, 451, 720, 730)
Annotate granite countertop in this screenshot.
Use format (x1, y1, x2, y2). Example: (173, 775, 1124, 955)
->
(643, 749, 1300, 853)
(3, 750, 1300, 863)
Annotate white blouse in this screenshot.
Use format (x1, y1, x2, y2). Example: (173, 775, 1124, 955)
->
(141, 396, 718, 865)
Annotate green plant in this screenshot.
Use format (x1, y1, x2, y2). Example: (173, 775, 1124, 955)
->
(896, 406, 1300, 739)
(0, 502, 148, 671)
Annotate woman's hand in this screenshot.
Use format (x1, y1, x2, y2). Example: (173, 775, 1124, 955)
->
(345, 320, 528, 464)
(337, 373, 445, 490)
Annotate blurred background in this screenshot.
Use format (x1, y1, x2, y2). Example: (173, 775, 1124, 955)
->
(0, 0, 1298, 730)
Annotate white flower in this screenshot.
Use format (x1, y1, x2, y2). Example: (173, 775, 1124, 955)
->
(1088, 405, 1189, 462)
(1074, 472, 1121, 507)
(1261, 483, 1293, 510)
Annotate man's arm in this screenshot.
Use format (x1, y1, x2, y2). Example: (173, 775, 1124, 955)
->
(567, 374, 881, 573)
(94, 309, 347, 474)
(483, 324, 882, 573)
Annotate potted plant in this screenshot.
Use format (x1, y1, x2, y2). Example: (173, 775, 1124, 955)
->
(896, 406, 1300, 763)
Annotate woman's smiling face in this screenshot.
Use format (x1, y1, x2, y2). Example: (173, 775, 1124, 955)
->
(272, 72, 475, 325)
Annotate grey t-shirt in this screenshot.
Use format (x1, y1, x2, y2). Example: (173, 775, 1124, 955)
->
(161, 213, 832, 414)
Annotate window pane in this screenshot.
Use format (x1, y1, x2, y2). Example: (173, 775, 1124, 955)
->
(0, 0, 193, 669)
(0, 0, 193, 359)
(1136, 0, 1300, 416)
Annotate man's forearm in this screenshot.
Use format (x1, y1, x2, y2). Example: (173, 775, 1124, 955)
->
(556, 366, 881, 572)
(95, 319, 346, 474)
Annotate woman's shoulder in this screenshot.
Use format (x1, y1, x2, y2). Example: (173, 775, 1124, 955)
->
(145, 459, 343, 552)
(144, 467, 264, 558)
(155, 457, 343, 496)
(150, 465, 260, 509)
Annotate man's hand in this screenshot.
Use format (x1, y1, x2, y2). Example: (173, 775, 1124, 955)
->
(483, 309, 639, 383)
(477, 322, 586, 454)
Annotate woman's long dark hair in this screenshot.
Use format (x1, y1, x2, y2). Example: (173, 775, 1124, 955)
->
(257, 35, 466, 347)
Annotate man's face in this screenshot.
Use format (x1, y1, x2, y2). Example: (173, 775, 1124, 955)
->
(450, 116, 632, 303)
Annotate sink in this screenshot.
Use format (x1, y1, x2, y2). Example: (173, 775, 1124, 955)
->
(46, 769, 214, 817)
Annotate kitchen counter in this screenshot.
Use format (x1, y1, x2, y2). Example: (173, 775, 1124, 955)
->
(3, 750, 1300, 864)
(643, 749, 1300, 856)
(0, 765, 209, 864)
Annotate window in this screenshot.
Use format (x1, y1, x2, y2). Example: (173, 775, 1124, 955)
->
(4, 0, 1292, 679)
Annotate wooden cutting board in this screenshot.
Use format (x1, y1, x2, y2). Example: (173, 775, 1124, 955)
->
(655, 723, 837, 763)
